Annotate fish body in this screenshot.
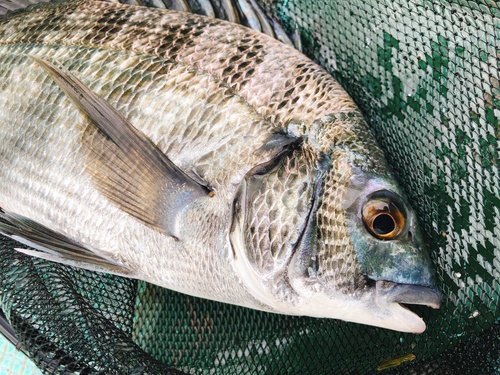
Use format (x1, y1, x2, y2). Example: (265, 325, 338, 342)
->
(377, 353, 416, 371)
(0, 0, 440, 332)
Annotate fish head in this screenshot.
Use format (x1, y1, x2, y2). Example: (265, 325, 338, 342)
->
(230, 114, 441, 333)
(293, 149, 441, 333)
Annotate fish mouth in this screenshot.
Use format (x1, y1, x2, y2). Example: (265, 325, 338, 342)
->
(375, 280, 441, 333)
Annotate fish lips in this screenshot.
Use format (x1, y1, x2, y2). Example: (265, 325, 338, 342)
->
(375, 280, 441, 333)
(376, 280, 441, 309)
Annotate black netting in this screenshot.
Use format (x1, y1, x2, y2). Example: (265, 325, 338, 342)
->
(0, 236, 184, 374)
(0, 0, 499, 374)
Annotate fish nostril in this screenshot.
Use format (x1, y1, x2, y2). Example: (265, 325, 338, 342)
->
(408, 231, 413, 241)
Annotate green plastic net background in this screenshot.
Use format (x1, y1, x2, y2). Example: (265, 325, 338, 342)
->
(1, 0, 500, 373)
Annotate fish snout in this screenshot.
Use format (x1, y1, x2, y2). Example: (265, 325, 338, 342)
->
(376, 280, 442, 309)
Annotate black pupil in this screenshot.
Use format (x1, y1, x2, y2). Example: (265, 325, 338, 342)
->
(373, 214, 395, 235)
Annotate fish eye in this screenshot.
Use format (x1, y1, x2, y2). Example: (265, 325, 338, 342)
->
(362, 194, 405, 240)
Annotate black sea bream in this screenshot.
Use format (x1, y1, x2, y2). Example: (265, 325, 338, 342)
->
(0, 0, 440, 333)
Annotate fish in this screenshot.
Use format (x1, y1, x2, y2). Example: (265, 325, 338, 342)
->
(0, 0, 441, 333)
(377, 353, 416, 370)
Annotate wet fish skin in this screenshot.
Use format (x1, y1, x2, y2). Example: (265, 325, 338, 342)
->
(0, 0, 439, 332)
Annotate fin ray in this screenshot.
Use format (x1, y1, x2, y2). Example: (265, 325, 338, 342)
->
(30, 56, 211, 238)
(0, 210, 133, 276)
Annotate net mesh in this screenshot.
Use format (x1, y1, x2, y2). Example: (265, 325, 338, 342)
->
(0, 0, 499, 373)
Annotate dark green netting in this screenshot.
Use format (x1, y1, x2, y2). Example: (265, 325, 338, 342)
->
(1, 0, 500, 373)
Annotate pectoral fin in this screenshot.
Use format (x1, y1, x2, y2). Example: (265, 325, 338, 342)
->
(0, 210, 133, 277)
(30, 56, 211, 238)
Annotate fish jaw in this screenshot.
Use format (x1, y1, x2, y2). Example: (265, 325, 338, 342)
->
(371, 280, 442, 333)
(369, 298, 428, 333)
(231, 259, 435, 333)
(287, 242, 439, 333)
(287, 278, 439, 333)
(376, 280, 441, 309)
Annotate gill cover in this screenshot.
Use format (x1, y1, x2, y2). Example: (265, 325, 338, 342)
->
(229, 135, 315, 312)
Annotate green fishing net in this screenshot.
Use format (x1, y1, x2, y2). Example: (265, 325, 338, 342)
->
(0, 0, 499, 373)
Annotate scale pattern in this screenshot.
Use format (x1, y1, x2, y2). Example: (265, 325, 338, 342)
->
(1, 0, 494, 374)
(315, 150, 362, 293)
(242, 149, 319, 304)
(0, 0, 370, 158)
(0, 43, 277, 310)
(0, 0, 390, 308)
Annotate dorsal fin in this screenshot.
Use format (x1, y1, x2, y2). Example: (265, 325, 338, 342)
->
(30, 56, 212, 238)
(0, 0, 55, 16)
